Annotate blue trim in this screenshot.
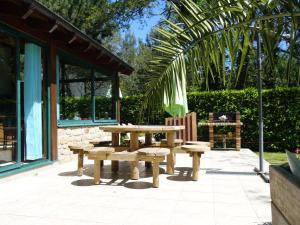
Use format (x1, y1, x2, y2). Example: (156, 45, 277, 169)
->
(56, 53, 118, 127)
(16, 38, 21, 164)
(0, 163, 21, 173)
(46, 48, 52, 161)
(0, 23, 52, 175)
(0, 160, 53, 178)
(57, 119, 118, 127)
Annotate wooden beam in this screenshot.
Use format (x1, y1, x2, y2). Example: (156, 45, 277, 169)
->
(68, 34, 77, 44)
(103, 58, 114, 65)
(49, 41, 58, 161)
(96, 51, 104, 59)
(22, 8, 34, 20)
(83, 43, 93, 53)
(49, 23, 58, 34)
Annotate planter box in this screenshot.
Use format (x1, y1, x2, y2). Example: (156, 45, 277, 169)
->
(270, 165, 300, 225)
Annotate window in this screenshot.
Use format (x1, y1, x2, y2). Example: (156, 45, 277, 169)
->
(94, 71, 115, 121)
(59, 62, 92, 120)
(57, 55, 117, 125)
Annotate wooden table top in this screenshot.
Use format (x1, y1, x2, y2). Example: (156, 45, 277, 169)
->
(99, 125, 185, 133)
(198, 122, 243, 126)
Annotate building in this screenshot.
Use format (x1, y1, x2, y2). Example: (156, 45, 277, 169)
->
(0, 0, 133, 176)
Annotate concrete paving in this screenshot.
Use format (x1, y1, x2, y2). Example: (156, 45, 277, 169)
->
(0, 149, 271, 225)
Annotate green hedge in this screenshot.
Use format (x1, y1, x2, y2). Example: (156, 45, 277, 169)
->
(120, 87, 300, 152)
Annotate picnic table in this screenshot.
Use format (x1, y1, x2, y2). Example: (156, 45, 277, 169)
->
(99, 125, 185, 179)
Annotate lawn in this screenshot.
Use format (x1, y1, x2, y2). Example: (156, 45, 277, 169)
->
(255, 152, 288, 165)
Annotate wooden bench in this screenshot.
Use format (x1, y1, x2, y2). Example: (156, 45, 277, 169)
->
(138, 148, 170, 188)
(68, 144, 127, 176)
(87, 147, 169, 188)
(179, 145, 210, 181)
(68, 144, 94, 176)
(87, 147, 117, 184)
(185, 141, 210, 147)
(160, 138, 183, 147)
(89, 139, 112, 146)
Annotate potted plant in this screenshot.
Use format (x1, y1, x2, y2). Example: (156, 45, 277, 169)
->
(270, 148, 300, 225)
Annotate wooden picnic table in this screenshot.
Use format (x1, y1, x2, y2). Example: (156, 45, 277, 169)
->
(99, 125, 185, 179)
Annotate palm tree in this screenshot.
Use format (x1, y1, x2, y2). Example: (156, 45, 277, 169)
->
(143, 0, 300, 114)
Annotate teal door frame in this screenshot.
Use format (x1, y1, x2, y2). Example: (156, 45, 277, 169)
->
(0, 22, 51, 174)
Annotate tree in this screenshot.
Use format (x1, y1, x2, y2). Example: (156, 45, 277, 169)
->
(38, 0, 158, 39)
(143, 0, 300, 113)
(102, 31, 153, 96)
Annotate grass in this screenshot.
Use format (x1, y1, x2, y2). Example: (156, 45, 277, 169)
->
(255, 152, 288, 165)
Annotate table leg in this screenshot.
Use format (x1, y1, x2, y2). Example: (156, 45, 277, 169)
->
(192, 153, 201, 181)
(145, 133, 153, 168)
(152, 161, 159, 188)
(130, 132, 139, 180)
(111, 133, 120, 172)
(77, 150, 84, 176)
(94, 160, 101, 185)
(167, 131, 175, 175)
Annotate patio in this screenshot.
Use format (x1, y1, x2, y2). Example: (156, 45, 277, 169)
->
(0, 149, 271, 225)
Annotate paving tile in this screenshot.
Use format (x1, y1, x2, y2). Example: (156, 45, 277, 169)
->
(173, 201, 214, 215)
(178, 191, 214, 202)
(169, 212, 215, 225)
(0, 149, 271, 225)
(0, 214, 111, 225)
(214, 202, 258, 218)
(215, 216, 261, 225)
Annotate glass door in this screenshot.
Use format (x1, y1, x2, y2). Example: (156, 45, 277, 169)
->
(0, 31, 19, 171)
(0, 28, 48, 173)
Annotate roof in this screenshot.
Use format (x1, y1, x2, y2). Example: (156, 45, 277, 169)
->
(0, 0, 134, 75)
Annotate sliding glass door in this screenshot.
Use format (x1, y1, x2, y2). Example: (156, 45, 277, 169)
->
(0, 31, 18, 169)
(0, 27, 49, 173)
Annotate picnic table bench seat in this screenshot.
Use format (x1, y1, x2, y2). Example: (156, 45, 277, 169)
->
(138, 147, 170, 188)
(160, 138, 183, 147)
(185, 141, 210, 147)
(180, 145, 210, 181)
(89, 139, 112, 146)
(68, 144, 94, 176)
(68, 144, 127, 176)
(87, 147, 169, 188)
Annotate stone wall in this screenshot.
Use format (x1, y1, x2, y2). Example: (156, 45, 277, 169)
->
(57, 126, 111, 162)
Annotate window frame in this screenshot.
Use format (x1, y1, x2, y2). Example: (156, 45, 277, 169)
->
(56, 50, 119, 127)
(0, 22, 52, 174)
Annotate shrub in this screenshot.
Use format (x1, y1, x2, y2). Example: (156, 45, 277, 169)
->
(121, 87, 300, 152)
(59, 87, 300, 152)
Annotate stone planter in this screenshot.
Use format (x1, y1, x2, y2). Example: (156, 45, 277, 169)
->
(270, 165, 300, 225)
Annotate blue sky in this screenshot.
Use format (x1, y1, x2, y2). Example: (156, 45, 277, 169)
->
(123, 0, 166, 42)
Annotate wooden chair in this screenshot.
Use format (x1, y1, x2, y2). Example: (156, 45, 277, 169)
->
(165, 112, 198, 144)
